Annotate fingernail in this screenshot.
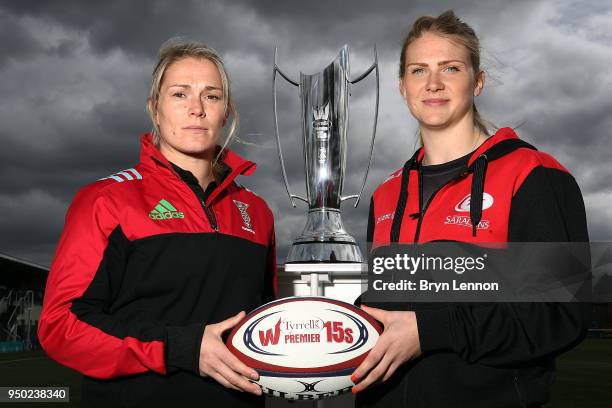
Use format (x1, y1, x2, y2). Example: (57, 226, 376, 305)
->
(352, 387, 359, 395)
(351, 374, 358, 382)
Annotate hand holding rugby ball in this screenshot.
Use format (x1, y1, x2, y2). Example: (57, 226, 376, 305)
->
(226, 297, 382, 400)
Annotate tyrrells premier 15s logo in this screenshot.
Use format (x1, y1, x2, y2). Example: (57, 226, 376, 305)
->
(149, 199, 184, 220)
(255, 316, 355, 348)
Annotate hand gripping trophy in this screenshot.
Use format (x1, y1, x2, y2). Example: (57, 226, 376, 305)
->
(273, 45, 379, 265)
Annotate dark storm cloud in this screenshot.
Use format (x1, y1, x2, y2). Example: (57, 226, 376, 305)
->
(3, 0, 212, 56)
(0, 10, 42, 66)
(2, 0, 532, 59)
(0, 0, 611, 265)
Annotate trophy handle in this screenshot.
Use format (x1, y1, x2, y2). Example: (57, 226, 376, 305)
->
(342, 45, 380, 207)
(273, 47, 308, 207)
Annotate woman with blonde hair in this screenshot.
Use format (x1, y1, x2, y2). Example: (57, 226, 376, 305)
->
(39, 39, 275, 407)
(352, 11, 588, 407)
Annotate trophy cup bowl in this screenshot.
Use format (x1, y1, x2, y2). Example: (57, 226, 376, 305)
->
(273, 45, 379, 263)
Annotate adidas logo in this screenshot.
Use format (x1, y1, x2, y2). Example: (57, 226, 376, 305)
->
(149, 199, 185, 220)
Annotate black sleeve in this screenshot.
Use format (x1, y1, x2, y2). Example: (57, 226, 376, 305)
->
(415, 166, 590, 366)
(354, 197, 376, 307)
(508, 166, 588, 242)
(367, 196, 375, 243)
(69, 226, 205, 375)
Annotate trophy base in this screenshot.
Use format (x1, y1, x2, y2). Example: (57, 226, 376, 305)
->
(286, 209, 363, 263)
(286, 242, 363, 263)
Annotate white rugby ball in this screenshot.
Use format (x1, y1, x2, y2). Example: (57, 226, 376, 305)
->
(226, 296, 382, 400)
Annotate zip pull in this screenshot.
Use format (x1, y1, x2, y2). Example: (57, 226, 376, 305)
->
(201, 200, 219, 231)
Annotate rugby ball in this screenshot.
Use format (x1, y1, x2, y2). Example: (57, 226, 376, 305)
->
(226, 296, 382, 400)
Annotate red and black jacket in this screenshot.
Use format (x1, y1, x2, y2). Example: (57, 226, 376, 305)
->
(38, 134, 276, 407)
(360, 128, 589, 408)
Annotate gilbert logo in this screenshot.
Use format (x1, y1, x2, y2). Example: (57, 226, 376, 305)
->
(296, 380, 325, 393)
(233, 200, 255, 234)
(454, 193, 494, 212)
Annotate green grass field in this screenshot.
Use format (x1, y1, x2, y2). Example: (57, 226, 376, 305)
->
(546, 339, 612, 408)
(0, 350, 81, 407)
(0, 339, 610, 407)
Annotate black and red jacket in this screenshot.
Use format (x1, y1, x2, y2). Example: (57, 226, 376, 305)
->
(38, 134, 276, 407)
(359, 128, 589, 408)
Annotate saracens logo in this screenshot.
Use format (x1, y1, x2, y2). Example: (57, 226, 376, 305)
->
(454, 192, 494, 212)
(445, 215, 490, 230)
(233, 200, 255, 234)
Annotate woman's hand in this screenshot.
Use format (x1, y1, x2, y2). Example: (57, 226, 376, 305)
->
(351, 305, 421, 393)
(199, 311, 262, 395)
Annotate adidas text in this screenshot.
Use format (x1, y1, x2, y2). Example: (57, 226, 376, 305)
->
(149, 211, 184, 220)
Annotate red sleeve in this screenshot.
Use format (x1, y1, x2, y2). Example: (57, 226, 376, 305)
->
(38, 185, 167, 378)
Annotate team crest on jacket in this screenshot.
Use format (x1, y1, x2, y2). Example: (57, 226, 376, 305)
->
(454, 193, 494, 212)
(445, 192, 493, 231)
(233, 200, 255, 234)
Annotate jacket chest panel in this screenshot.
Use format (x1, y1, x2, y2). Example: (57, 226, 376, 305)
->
(114, 183, 267, 246)
(416, 176, 511, 242)
(371, 179, 407, 243)
(373, 164, 516, 244)
(212, 195, 269, 245)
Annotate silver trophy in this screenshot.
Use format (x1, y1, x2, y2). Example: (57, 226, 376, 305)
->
(273, 45, 379, 263)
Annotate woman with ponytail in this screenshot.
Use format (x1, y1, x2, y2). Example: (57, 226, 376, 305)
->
(353, 11, 588, 408)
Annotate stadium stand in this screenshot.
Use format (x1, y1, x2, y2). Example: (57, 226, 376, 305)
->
(0, 253, 47, 352)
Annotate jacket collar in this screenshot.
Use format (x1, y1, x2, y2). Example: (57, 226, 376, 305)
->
(467, 127, 521, 167)
(397, 127, 535, 239)
(412, 127, 526, 169)
(139, 133, 256, 203)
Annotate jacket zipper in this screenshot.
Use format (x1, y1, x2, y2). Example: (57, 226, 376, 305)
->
(200, 200, 219, 231)
(182, 181, 219, 232)
(151, 156, 220, 232)
(512, 370, 527, 408)
(175, 175, 220, 232)
(413, 171, 468, 243)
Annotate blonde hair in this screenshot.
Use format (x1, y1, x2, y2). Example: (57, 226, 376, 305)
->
(400, 10, 490, 136)
(146, 38, 239, 178)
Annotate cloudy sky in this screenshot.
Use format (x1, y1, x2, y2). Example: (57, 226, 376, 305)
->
(1, 0, 611, 266)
